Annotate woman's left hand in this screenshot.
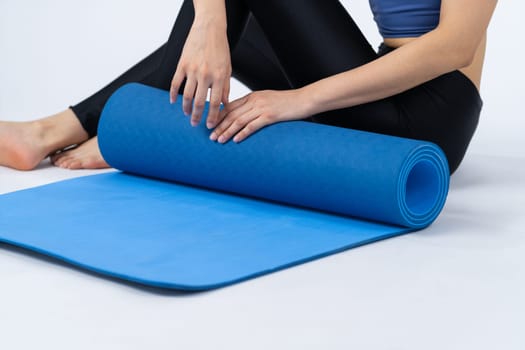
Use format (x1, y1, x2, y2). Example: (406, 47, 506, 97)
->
(209, 89, 311, 144)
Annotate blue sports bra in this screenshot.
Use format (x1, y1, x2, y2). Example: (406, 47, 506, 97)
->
(369, 0, 441, 38)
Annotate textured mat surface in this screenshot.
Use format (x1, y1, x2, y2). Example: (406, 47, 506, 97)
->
(0, 83, 449, 290)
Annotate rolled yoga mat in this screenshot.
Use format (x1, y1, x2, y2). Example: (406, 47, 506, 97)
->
(0, 83, 449, 290)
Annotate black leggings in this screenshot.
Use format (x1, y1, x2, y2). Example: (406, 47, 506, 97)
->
(70, 0, 483, 174)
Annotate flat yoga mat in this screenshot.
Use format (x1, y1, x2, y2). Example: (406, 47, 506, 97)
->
(0, 83, 449, 290)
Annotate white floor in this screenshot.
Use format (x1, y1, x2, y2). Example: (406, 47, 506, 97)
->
(1, 154, 524, 350)
(1, 1, 525, 349)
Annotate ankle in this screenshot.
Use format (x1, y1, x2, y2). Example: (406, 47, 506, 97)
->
(34, 109, 90, 154)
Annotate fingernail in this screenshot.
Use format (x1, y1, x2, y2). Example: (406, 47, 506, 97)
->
(206, 121, 214, 129)
(191, 119, 198, 127)
(218, 135, 226, 143)
(210, 132, 217, 141)
(233, 136, 239, 143)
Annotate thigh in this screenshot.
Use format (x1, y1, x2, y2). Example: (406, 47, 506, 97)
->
(397, 71, 483, 174)
(244, 0, 408, 137)
(231, 14, 292, 91)
(244, 0, 378, 87)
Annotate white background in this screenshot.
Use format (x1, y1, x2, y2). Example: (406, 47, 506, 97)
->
(1, 1, 524, 349)
(1, 0, 523, 158)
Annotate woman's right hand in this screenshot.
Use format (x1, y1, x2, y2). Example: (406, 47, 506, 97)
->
(169, 14, 231, 129)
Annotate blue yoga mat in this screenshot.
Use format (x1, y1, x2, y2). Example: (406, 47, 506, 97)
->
(0, 83, 449, 290)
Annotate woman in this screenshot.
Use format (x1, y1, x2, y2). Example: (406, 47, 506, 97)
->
(0, 0, 497, 174)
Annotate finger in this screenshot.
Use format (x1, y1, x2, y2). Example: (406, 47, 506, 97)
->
(170, 69, 185, 104)
(216, 110, 259, 144)
(210, 102, 252, 141)
(191, 83, 209, 126)
(233, 115, 269, 143)
(221, 93, 249, 115)
(222, 79, 230, 104)
(206, 82, 223, 129)
(214, 108, 228, 135)
(182, 77, 197, 116)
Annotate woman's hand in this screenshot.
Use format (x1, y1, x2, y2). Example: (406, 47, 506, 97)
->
(170, 16, 231, 129)
(209, 89, 312, 144)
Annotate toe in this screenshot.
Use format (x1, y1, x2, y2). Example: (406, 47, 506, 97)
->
(48, 137, 109, 170)
(57, 155, 74, 168)
(84, 156, 109, 169)
(67, 160, 82, 169)
(50, 153, 62, 164)
(51, 150, 72, 166)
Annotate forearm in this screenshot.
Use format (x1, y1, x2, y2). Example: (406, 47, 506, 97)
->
(192, 0, 227, 29)
(301, 29, 472, 116)
(300, 0, 498, 116)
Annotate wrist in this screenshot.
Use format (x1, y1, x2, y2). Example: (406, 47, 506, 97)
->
(193, 15, 226, 34)
(296, 85, 321, 117)
(193, 4, 227, 29)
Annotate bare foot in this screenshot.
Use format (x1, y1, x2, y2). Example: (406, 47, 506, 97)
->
(51, 136, 109, 169)
(0, 108, 89, 170)
(0, 120, 51, 170)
